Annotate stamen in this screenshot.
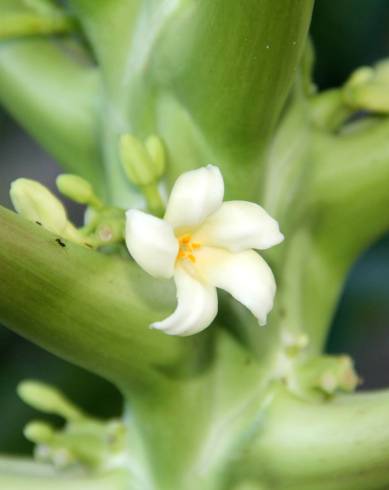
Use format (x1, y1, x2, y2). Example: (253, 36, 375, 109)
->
(176, 235, 202, 263)
(180, 235, 191, 244)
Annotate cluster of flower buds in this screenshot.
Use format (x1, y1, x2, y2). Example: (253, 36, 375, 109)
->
(119, 133, 166, 216)
(297, 355, 360, 397)
(18, 380, 127, 471)
(10, 174, 125, 248)
(273, 330, 359, 398)
(343, 60, 389, 113)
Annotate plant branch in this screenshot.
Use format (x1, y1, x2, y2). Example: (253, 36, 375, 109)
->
(0, 206, 187, 390)
(0, 38, 103, 193)
(243, 388, 389, 490)
(266, 96, 389, 352)
(302, 117, 389, 348)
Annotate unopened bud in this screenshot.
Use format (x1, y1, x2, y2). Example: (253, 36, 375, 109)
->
(56, 174, 100, 207)
(145, 135, 165, 177)
(24, 421, 54, 444)
(120, 134, 165, 187)
(343, 64, 389, 113)
(346, 66, 374, 88)
(10, 179, 68, 234)
(18, 380, 83, 421)
(298, 355, 359, 396)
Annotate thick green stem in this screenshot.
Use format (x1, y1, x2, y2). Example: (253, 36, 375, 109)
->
(246, 388, 389, 490)
(303, 117, 389, 348)
(70, 0, 314, 204)
(0, 206, 188, 389)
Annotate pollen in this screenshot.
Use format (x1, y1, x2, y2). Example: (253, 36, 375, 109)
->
(177, 235, 201, 263)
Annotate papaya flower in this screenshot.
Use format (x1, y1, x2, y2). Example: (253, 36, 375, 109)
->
(125, 165, 284, 336)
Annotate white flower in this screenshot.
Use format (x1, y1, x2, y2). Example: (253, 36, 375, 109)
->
(125, 165, 284, 336)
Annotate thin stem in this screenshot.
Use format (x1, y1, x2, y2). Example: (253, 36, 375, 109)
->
(142, 183, 165, 217)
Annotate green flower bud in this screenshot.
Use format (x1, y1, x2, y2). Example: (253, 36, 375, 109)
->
(18, 380, 84, 421)
(10, 178, 68, 234)
(374, 59, 389, 82)
(346, 66, 374, 87)
(297, 355, 359, 396)
(20, 379, 128, 471)
(24, 421, 54, 444)
(56, 174, 102, 208)
(343, 64, 389, 113)
(120, 133, 165, 187)
(145, 135, 165, 178)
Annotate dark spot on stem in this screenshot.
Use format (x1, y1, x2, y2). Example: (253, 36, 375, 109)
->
(35, 221, 42, 226)
(84, 243, 93, 249)
(55, 238, 66, 248)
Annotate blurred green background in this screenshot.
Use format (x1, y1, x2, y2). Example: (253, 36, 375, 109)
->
(0, 0, 389, 455)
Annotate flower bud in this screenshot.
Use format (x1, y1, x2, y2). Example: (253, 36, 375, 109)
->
(120, 133, 165, 187)
(343, 64, 389, 113)
(346, 66, 374, 87)
(56, 174, 100, 207)
(24, 421, 54, 444)
(145, 135, 165, 177)
(18, 380, 83, 421)
(10, 178, 68, 234)
(298, 355, 359, 396)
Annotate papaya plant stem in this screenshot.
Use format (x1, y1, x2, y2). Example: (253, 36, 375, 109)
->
(0, 205, 186, 390)
(247, 388, 389, 490)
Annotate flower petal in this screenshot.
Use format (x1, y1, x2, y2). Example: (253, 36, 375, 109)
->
(193, 201, 284, 252)
(151, 266, 218, 336)
(125, 209, 178, 278)
(164, 165, 224, 229)
(195, 247, 276, 325)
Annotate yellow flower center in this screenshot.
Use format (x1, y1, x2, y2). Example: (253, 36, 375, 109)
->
(177, 234, 201, 263)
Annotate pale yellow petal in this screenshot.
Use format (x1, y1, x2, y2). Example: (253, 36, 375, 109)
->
(164, 165, 224, 229)
(195, 247, 276, 325)
(151, 266, 218, 336)
(125, 209, 178, 279)
(193, 201, 284, 252)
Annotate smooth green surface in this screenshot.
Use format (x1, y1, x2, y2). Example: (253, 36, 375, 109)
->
(0, 206, 185, 389)
(252, 389, 389, 490)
